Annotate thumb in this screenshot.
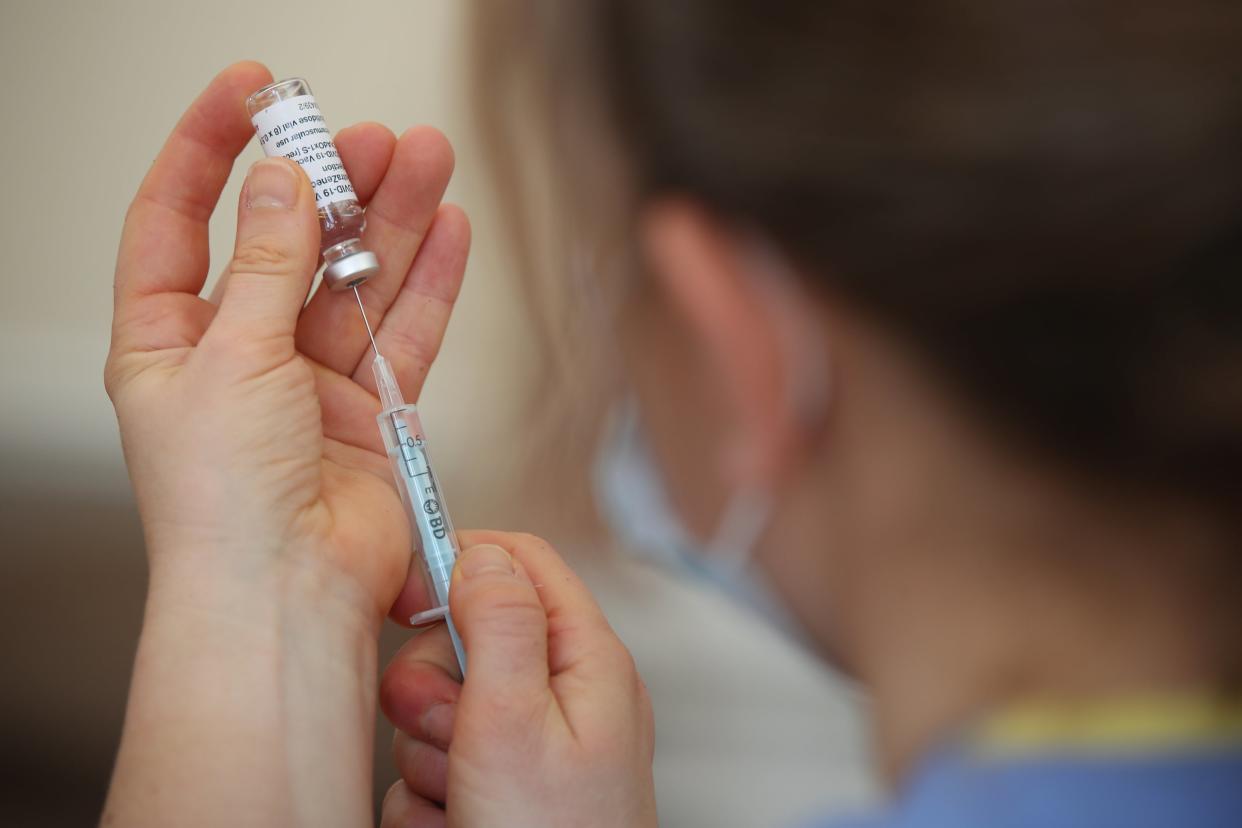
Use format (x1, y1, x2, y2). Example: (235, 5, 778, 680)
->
(450, 543, 550, 702)
(213, 157, 320, 343)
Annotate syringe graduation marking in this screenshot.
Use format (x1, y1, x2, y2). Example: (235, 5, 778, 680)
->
(386, 407, 449, 544)
(390, 411, 428, 480)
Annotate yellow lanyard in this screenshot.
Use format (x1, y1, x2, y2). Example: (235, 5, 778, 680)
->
(973, 693, 1242, 759)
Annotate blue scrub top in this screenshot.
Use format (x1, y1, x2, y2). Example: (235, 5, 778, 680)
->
(810, 696, 1242, 828)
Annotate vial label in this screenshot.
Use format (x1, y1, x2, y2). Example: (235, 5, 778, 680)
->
(251, 94, 356, 208)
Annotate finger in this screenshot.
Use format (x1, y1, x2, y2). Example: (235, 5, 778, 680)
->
(386, 536, 439, 624)
(295, 127, 456, 378)
(457, 531, 616, 676)
(352, 205, 470, 399)
(380, 782, 445, 828)
(116, 61, 271, 307)
(380, 625, 463, 744)
(334, 121, 397, 205)
(311, 358, 385, 454)
(393, 732, 448, 805)
(449, 543, 550, 703)
(388, 568, 436, 627)
(113, 62, 271, 358)
(209, 157, 320, 346)
(385, 499, 469, 624)
(457, 532, 644, 740)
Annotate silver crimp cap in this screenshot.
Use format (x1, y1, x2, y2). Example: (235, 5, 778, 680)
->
(323, 250, 380, 291)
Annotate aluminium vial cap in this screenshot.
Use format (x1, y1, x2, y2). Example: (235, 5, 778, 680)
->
(323, 250, 380, 291)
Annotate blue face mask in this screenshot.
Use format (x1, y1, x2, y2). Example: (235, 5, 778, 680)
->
(592, 398, 811, 645)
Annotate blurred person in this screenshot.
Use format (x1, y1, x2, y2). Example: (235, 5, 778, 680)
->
(102, 2, 1241, 828)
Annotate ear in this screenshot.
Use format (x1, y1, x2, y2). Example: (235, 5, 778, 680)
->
(640, 199, 830, 488)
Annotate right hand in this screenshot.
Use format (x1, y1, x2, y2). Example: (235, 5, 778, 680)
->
(378, 531, 658, 827)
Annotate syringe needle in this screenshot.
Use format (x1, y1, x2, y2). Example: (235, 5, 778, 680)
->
(353, 284, 380, 357)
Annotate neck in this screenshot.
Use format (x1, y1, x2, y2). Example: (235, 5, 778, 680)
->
(857, 502, 1233, 782)
(778, 317, 1239, 784)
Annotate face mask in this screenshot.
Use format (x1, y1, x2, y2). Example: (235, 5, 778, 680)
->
(593, 397, 811, 645)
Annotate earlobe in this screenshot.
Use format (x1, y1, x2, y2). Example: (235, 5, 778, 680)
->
(639, 199, 832, 489)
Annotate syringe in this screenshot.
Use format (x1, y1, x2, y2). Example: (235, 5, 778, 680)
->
(354, 287, 467, 672)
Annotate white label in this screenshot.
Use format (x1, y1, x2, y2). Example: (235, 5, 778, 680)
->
(251, 94, 356, 208)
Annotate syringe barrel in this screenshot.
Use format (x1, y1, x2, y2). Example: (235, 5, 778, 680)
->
(377, 402, 466, 669)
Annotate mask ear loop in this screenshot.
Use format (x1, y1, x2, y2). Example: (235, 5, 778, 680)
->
(706, 485, 774, 572)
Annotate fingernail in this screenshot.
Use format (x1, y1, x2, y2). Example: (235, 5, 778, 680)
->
(420, 703, 455, 747)
(246, 158, 300, 209)
(458, 544, 514, 578)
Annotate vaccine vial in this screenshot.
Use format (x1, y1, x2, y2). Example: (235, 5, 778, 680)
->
(246, 78, 379, 290)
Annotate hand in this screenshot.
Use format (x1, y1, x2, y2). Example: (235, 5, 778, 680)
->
(102, 62, 468, 827)
(378, 531, 658, 828)
(106, 61, 467, 624)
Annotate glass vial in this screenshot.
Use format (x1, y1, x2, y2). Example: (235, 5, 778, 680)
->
(246, 77, 379, 290)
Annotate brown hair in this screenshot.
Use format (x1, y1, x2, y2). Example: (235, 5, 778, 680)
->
(473, 1, 1242, 520)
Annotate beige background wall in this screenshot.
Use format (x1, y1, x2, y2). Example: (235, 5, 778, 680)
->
(0, 0, 535, 515)
(0, 1, 874, 824)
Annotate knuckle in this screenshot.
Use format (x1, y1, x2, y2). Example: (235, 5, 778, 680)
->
(204, 321, 303, 368)
(510, 531, 547, 547)
(390, 729, 413, 763)
(601, 637, 641, 682)
(377, 659, 440, 726)
(507, 531, 556, 559)
(382, 780, 404, 807)
(102, 356, 122, 400)
(379, 782, 408, 826)
(378, 666, 411, 721)
(576, 730, 631, 768)
(469, 580, 546, 630)
(457, 529, 557, 559)
(383, 325, 439, 369)
(103, 352, 143, 403)
(278, 353, 316, 389)
(472, 686, 547, 737)
(229, 236, 293, 276)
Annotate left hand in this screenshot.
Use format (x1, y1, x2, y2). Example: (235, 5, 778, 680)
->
(106, 61, 469, 625)
(102, 61, 470, 827)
